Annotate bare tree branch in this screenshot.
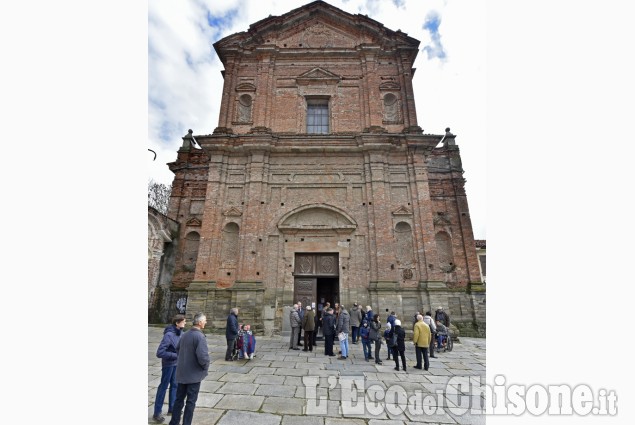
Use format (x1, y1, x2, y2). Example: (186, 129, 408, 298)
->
(148, 179, 172, 214)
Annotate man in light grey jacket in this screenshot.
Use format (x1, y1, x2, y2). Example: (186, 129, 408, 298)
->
(336, 305, 350, 359)
(289, 304, 301, 350)
(350, 302, 363, 344)
(423, 311, 437, 358)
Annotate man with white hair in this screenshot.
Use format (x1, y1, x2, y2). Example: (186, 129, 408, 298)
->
(412, 314, 431, 371)
(224, 307, 239, 361)
(289, 304, 301, 350)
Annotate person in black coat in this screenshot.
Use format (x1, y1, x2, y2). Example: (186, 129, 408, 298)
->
(225, 307, 239, 361)
(322, 307, 336, 356)
(369, 313, 383, 364)
(391, 319, 407, 372)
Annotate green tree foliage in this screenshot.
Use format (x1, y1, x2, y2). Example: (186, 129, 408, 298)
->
(148, 179, 172, 214)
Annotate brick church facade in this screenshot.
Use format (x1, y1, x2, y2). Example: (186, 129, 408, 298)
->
(161, 1, 485, 337)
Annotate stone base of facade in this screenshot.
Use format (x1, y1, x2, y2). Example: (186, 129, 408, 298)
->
(181, 280, 486, 337)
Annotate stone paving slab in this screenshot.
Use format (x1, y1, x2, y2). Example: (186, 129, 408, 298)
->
(196, 392, 224, 408)
(217, 381, 259, 395)
(217, 410, 282, 425)
(281, 415, 325, 425)
(295, 385, 328, 399)
(325, 418, 367, 425)
(368, 420, 405, 425)
(148, 327, 486, 424)
(255, 374, 287, 385)
(188, 408, 224, 424)
(284, 376, 304, 386)
(256, 383, 299, 398)
(261, 396, 306, 415)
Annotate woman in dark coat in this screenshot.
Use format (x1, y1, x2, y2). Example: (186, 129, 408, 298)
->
(322, 307, 336, 356)
(391, 319, 407, 371)
(369, 313, 383, 365)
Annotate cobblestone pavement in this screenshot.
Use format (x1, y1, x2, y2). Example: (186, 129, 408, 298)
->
(148, 326, 486, 424)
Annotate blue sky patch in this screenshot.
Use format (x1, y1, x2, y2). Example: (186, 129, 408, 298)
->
(158, 120, 182, 143)
(422, 10, 446, 60)
(207, 8, 239, 40)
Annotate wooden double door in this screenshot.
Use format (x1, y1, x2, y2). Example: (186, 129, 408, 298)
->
(293, 253, 339, 324)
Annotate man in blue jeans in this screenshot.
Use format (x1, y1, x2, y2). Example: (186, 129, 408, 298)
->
(153, 314, 186, 423)
(336, 305, 350, 359)
(349, 302, 363, 344)
(169, 312, 210, 425)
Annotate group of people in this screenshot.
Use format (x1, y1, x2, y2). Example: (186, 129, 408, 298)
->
(152, 305, 451, 424)
(289, 301, 354, 357)
(289, 301, 452, 373)
(152, 307, 256, 425)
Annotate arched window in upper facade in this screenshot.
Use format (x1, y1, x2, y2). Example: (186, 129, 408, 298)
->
(236, 94, 253, 123)
(435, 231, 456, 272)
(183, 231, 200, 272)
(221, 222, 240, 266)
(383, 93, 400, 123)
(395, 221, 414, 266)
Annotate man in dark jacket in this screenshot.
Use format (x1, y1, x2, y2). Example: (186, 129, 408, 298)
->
(225, 307, 239, 361)
(168, 312, 210, 425)
(302, 305, 316, 352)
(297, 302, 305, 346)
(391, 319, 407, 372)
(153, 314, 185, 423)
(434, 306, 450, 327)
(322, 307, 336, 356)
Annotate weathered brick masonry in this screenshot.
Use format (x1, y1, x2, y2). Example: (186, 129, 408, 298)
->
(161, 1, 485, 336)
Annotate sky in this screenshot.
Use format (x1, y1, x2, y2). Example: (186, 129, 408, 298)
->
(148, 0, 487, 240)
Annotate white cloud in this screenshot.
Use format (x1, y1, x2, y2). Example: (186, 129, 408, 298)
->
(148, 0, 486, 238)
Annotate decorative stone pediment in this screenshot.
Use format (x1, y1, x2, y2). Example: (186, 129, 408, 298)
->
(235, 82, 256, 92)
(392, 206, 412, 216)
(213, 2, 421, 65)
(380, 81, 401, 90)
(223, 207, 243, 217)
(296, 67, 341, 86)
(278, 204, 356, 232)
(186, 217, 202, 227)
(277, 19, 358, 49)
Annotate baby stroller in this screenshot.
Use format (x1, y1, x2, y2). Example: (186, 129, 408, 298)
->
(231, 327, 244, 361)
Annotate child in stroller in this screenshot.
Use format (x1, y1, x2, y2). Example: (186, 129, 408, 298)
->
(238, 324, 257, 360)
(233, 324, 245, 360)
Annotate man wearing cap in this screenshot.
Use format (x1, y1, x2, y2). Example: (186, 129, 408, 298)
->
(350, 302, 363, 344)
(301, 305, 316, 352)
(434, 306, 450, 327)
